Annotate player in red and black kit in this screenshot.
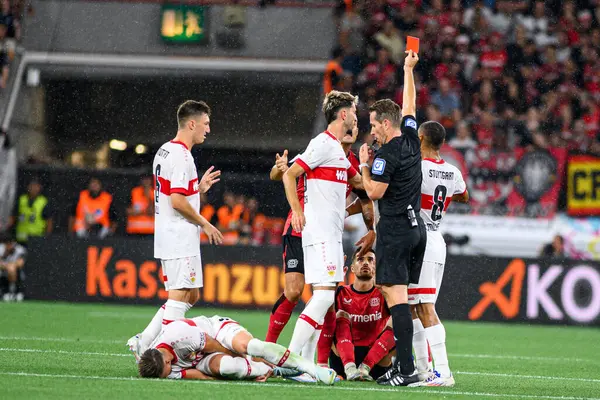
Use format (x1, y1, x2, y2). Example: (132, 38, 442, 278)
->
(330, 248, 395, 381)
(266, 122, 375, 367)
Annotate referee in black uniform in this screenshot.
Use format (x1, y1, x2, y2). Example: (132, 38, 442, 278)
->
(358, 50, 425, 387)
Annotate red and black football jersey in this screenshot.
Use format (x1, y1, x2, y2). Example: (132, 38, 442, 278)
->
(335, 285, 390, 347)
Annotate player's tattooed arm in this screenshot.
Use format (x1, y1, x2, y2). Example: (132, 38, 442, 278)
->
(182, 369, 216, 380)
(203, 334, 237, 357)
(171, 194, 224, 244)
(346, 198, 361, 217)
(355, 198, 376, 257)
(283, 163, 306, 232)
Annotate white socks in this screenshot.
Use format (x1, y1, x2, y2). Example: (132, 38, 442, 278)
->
(246, 338, 316, 378)
(412, 318, 430, 373)
(300, 326, 321, 362)
(140, 304, 165, 349)
(162, 299, 188, 324)
(289, 290, 334, 353)
(425, 323, 450, 378)
(219, 355, 272, 379)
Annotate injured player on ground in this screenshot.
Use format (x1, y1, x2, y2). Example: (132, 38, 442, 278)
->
(135, 315, 337, 385)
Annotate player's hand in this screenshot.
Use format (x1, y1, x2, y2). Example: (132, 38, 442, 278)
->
(404, 50, 419, 68)
(355, 230, 376, 257)
(199, 166, 221, 194)
(203, 223, 224, 245)
(359, 143, 374, 166)
(291, 209, 306, 232)
(275, 150, 289, 173)
(254, 369, 273, 382)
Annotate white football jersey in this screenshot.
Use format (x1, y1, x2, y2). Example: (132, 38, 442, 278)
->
(420, 158, 466, 229)
(150, 319, 207, 379)
(153, 140, 201, 260)
(295, 131, 356, 246)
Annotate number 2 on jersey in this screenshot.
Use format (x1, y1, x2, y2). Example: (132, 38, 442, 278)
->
(431, 185, 447, 221)
(154, 164, 161, 214)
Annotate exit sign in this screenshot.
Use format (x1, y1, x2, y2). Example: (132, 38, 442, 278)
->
(160, 4, 207, 43)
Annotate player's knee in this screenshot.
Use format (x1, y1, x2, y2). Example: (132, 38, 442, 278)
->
(416, 303, 438, 324)
(410, 304, 419, 319)
(219, 356, 248, 379)
(284, 286, 302, 303)
(311, 287, 336, 309)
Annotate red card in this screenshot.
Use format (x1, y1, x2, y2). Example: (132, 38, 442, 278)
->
(406, 36, 420, 53)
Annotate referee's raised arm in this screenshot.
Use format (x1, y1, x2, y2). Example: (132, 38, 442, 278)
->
(359, 50, 427, 387)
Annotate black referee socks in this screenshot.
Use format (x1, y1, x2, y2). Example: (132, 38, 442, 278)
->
(389, 303, 415, 375)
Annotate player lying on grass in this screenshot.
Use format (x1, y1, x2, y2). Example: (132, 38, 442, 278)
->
(136, 315, 337, 385)
(328, 248, 396, 381)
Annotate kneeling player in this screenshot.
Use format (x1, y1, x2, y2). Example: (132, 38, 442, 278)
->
(329, 249, 395, 381)
(138, 316, 337, 385)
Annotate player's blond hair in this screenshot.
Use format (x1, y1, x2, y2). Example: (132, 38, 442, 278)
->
(369, 99, 401, 128)
(322, 90, 358, 124)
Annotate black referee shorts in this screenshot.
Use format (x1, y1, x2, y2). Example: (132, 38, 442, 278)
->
(375, 215, 426, 286)
(329, 346, 388, 380)
(282, 234, 304, 274)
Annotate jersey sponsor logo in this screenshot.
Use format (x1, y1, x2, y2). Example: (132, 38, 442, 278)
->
(326, 264, 337, 277)
(369, 297, 380, 307)
(193, 181, 199, 192)
(336, 169, 347, 182)
(405, 118, 417, 130)
(287, 259, 298, 269)
(372, 158, 386, 176)
(351, 311, 382, 323)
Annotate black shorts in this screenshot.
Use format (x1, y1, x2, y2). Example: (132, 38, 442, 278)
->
(329, 346, 388, 380)
(282, 234, 304, 274)
(375, 215, 426, 286)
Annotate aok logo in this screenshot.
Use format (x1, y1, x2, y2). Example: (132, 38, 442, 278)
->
(469, 259, 600, 323)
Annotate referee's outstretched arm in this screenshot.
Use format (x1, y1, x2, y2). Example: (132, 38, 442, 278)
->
(402, 50, 418, 118)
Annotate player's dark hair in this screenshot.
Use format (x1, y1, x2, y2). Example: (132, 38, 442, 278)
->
(369, 99, 401, 128)
(322, 91, 358, 124)
(352, 247, 375, 262)
(419, 121, 446, 150)
(138, 348, 164, 378)
(177, 100, 211, 129)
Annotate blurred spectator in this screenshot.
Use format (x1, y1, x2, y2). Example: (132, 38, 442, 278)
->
(374, 19, 404, 64)
(126, 176, 154, 236)
(0, 234, 26, 301)
(431, 77, 462, 129)
(0, 0, 19, 41)
(463, 0, 493, 29)
(480, 33, 508, 78)
(323, 46, 344, 94)
(200, 192, 216, 244)
(217, 191, 244, 246)
(0, 24, 9, 89)
(70, 178, 117, 239)
(518, 0, 549, 46)
(239, 197, 266, 246)
(448, 121, 478, 152)
(540, 235, 565, 258)
(357, 48, 396, 98)
(12, 178, 52, 245)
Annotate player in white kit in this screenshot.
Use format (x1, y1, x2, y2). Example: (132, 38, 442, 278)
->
(127, 100, 224, 357)
(408, 121, 469, 387)
(138, 316, 337, 384)
(282, 91, 364, 360)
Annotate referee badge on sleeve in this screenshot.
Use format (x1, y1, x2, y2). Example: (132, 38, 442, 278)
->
(372, 158, 386, 175)
(405, 118, 417, 129)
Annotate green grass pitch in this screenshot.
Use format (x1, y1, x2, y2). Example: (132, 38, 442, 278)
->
(0, 301, 599, 399)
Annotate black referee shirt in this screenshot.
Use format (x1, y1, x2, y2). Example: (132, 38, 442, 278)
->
(371, 115, 422, 217)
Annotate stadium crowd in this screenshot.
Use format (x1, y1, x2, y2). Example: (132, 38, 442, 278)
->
(327, 0, 600, 155)
(0, 0, 21, 89)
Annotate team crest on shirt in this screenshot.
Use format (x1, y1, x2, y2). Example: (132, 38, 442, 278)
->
(405, 118, 417, 129)
(372, 158, 386, 175)
(370, 297, 380, 307)
(326, 264, 337, 277)
(287, 259, 298, 269)
(190, 271, 196, 283)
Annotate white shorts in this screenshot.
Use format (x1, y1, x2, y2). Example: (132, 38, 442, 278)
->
(160, 255, 203, 291)
(195, 352, 223, 375)
(408, 232, 446, 305)
(191, 315, 249, 352)
(303, 241, 344, 285)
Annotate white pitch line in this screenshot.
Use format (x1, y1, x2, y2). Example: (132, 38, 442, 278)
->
(1, 348, 599, 385)
(0, 348, 130, 358)
(0, 335, 123, 344)
(449, 353, 596, 363)
(0, 371, 597, 400)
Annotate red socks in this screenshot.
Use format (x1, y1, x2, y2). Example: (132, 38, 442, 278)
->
(317, 309, 336, 365)
(362, 328, 396, 369)
(265, 294, 298, 343)
(335, 315, 355, 366)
